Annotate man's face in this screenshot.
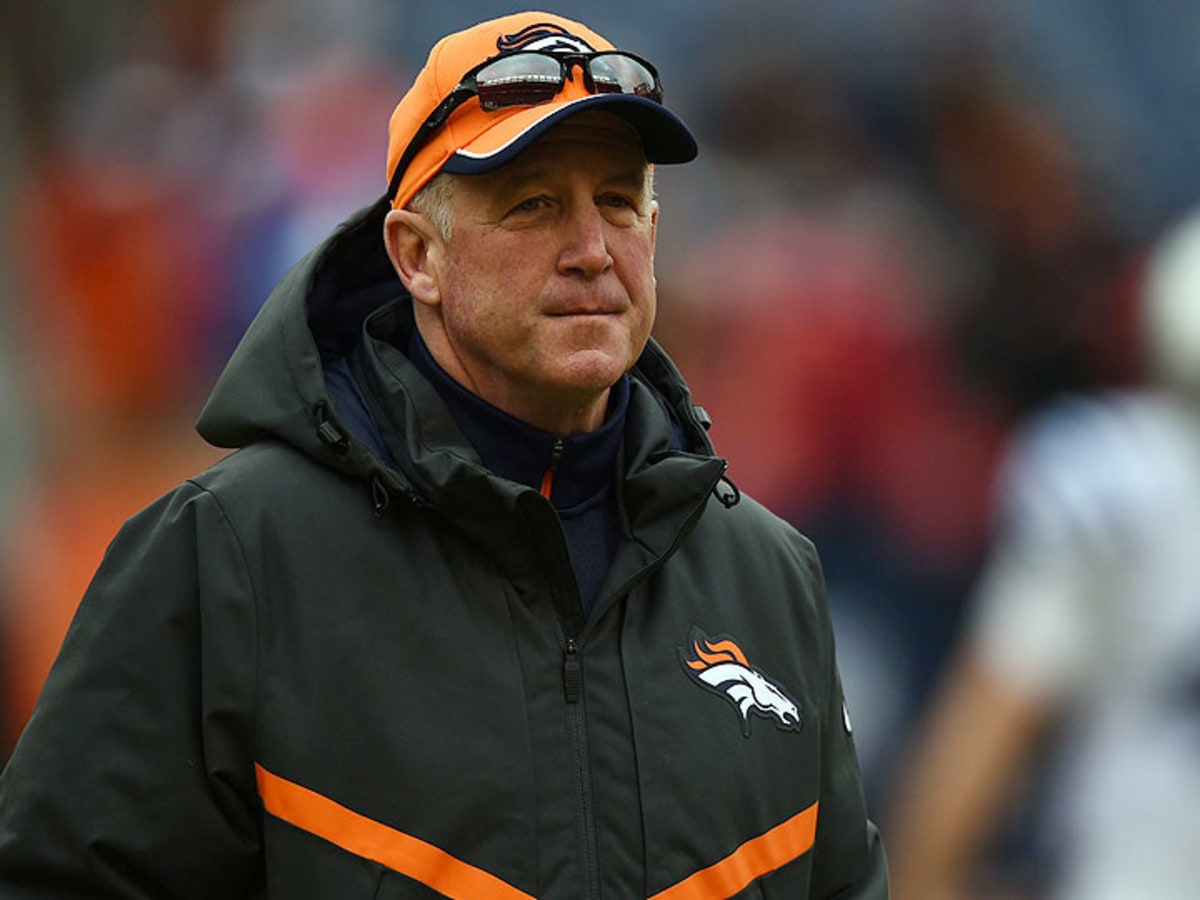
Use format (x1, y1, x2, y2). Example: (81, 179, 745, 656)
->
(404, 111, 659, 433)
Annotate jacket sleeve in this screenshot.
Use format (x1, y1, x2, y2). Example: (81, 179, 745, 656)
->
(810, 662, 889, 898)
(806, 549, 889, 898)
(0, 482, 263, 898)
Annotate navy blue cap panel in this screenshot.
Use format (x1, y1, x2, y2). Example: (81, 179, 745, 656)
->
(440, 94, 698, 175)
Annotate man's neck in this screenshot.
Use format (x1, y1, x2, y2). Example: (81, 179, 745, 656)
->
(407, 329, 629, 507)
(414, 328, 612, 435)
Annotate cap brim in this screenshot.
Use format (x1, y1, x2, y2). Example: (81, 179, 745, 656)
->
(440, 94, 697, 176)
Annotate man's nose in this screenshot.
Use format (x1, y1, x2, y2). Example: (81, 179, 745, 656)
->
(558, 203, 613, 277)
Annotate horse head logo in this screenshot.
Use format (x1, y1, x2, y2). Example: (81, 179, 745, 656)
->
(679, 628, 802, 738)
(497, 22, 596, 55)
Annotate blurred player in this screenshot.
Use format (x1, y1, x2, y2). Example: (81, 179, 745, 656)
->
(886, 207, 1200, 900)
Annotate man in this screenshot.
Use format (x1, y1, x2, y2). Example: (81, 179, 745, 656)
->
(0, 12, 887, 898)
(886, 207, 1200, 900)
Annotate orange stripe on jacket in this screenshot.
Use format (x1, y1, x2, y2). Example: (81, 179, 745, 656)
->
(255, 764, 535, 900)
(649, 802, 819, 900)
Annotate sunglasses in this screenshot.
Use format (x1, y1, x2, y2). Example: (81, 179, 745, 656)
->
(387, 50, 664, 201)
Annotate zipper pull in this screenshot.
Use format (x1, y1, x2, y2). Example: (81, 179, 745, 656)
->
(540, 437, 566, 499)
(563, 639, 582, 703)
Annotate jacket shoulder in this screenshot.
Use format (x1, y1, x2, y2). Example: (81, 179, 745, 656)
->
(708, 488, 823, 572)
(190, 440, 369, 516)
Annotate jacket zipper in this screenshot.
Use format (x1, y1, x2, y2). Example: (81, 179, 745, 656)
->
(561, 635, 600, 897)
(563, 638, 582, 703)
(539, 437, 565, 499)
(536, 456, 599, 898)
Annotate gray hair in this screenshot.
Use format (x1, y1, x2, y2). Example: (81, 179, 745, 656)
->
(408, 173, 456, 241)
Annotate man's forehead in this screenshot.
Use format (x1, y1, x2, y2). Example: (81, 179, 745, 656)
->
(452, 110, 651, 206)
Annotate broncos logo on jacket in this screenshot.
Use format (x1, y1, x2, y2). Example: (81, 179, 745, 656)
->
(679, 628, 803, 738)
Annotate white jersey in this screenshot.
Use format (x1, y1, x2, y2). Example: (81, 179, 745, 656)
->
(970, 389, 1200, 900)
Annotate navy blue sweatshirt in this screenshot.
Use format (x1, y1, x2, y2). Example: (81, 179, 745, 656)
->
(326, 331, 626, 615)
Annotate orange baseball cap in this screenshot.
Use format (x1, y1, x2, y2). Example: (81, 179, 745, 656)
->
(386, 11, 697, 210)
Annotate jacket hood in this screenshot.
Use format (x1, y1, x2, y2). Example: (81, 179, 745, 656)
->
(197, 197, 398, 472)
(196, 198, 717, 494)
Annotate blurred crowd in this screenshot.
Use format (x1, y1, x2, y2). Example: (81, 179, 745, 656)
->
(3, 2, 1200, 897)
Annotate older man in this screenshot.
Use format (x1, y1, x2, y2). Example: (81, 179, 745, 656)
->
(0, 12, 886, 899)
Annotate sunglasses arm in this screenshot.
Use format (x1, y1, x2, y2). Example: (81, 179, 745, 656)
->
(387, 85, 477, 201)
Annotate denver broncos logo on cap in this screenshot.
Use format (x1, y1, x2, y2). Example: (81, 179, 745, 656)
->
(496, 22, 596, 55)
(679, 628, 803, 738)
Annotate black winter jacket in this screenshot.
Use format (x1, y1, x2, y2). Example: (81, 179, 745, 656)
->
(0, 199, 887, 899)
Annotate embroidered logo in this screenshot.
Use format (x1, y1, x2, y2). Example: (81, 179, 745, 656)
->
(679, 628, 802, 738)
(497, 22, 596, 55)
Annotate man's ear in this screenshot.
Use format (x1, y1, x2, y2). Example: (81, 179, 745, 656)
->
(384, 209, 442, 307)
(649, 199, 659, 258)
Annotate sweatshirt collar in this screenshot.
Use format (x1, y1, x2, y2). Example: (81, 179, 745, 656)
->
(408, 331, 628, 510)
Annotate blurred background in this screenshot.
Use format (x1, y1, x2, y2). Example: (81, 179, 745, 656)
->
(2, 1, 1199, 897)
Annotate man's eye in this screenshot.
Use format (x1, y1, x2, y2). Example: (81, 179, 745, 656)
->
(513, 197, 546, 213)
(600, 194, 634, 209)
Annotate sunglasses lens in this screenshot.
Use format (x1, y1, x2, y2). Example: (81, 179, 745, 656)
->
(475, 54, 564, 110)
(590, 53, 661, 99)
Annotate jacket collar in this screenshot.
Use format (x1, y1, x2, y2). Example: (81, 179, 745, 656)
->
(407, 330, 629, 510)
